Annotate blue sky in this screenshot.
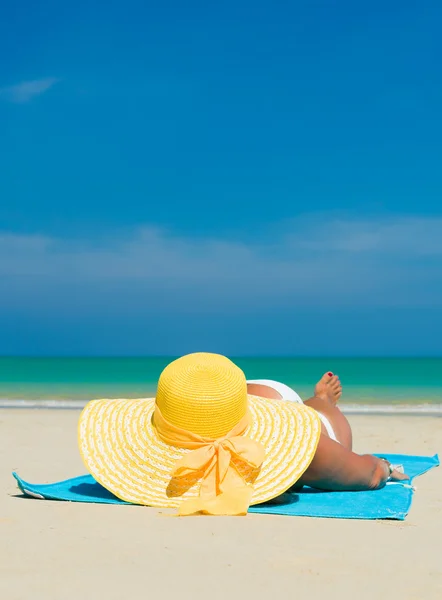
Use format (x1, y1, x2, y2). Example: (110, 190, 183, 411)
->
(1, 0, 441, 356)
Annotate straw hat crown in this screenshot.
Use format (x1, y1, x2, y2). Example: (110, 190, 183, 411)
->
(156, 353, 248, 438)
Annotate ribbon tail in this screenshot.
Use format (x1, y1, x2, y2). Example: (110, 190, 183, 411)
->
(178, 486, 253, 516)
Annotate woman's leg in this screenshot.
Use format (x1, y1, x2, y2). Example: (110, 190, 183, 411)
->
(248, 377, 409, 495)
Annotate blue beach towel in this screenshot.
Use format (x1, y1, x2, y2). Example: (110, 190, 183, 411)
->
(12, 453, 439, 520)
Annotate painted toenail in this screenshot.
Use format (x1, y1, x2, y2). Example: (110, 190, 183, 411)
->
(328, 372, 333, 377)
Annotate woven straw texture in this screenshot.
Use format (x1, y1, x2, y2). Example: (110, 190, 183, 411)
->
(78, 353, 321, 508)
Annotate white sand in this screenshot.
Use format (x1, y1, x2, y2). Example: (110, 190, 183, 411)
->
(1, 410, 441, 600)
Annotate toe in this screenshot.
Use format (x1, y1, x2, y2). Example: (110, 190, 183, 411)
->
(319, 372, 334, 383)
(328, 375, 340, 386)
(329, 375, 342, 394)
(315, 372, 333, 391)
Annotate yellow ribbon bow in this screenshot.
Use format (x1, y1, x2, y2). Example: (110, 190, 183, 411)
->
(153, 406, 265, 516)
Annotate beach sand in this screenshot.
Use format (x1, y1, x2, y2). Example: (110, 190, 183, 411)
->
(1, 410, 441, 600)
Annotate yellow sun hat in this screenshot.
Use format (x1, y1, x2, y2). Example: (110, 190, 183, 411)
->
(78, 352, 321, 515)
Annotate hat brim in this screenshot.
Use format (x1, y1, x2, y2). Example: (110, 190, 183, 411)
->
(78, 395, 321, 508)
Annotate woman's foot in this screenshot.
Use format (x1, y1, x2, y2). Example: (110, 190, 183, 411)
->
(306, 373, 351, 449)
(314, 372, 342, 405)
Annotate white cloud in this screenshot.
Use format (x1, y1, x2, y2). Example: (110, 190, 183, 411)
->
(0, 78, 59, 104)
(0, 215, 441, 312)
(294, 216, 442, 256)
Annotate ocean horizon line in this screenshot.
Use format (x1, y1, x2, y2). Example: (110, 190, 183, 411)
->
(1, 355, 442, 360)
(1, 398, 441, 416)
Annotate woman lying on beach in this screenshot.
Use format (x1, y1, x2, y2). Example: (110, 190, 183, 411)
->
(78, 353, 410, 515)
(247, 374, 409, 490)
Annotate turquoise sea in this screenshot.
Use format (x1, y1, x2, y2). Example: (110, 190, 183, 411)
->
(0, 357, 441, 406)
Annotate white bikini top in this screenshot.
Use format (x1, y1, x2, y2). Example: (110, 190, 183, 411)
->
(246, 379, 303, 403)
